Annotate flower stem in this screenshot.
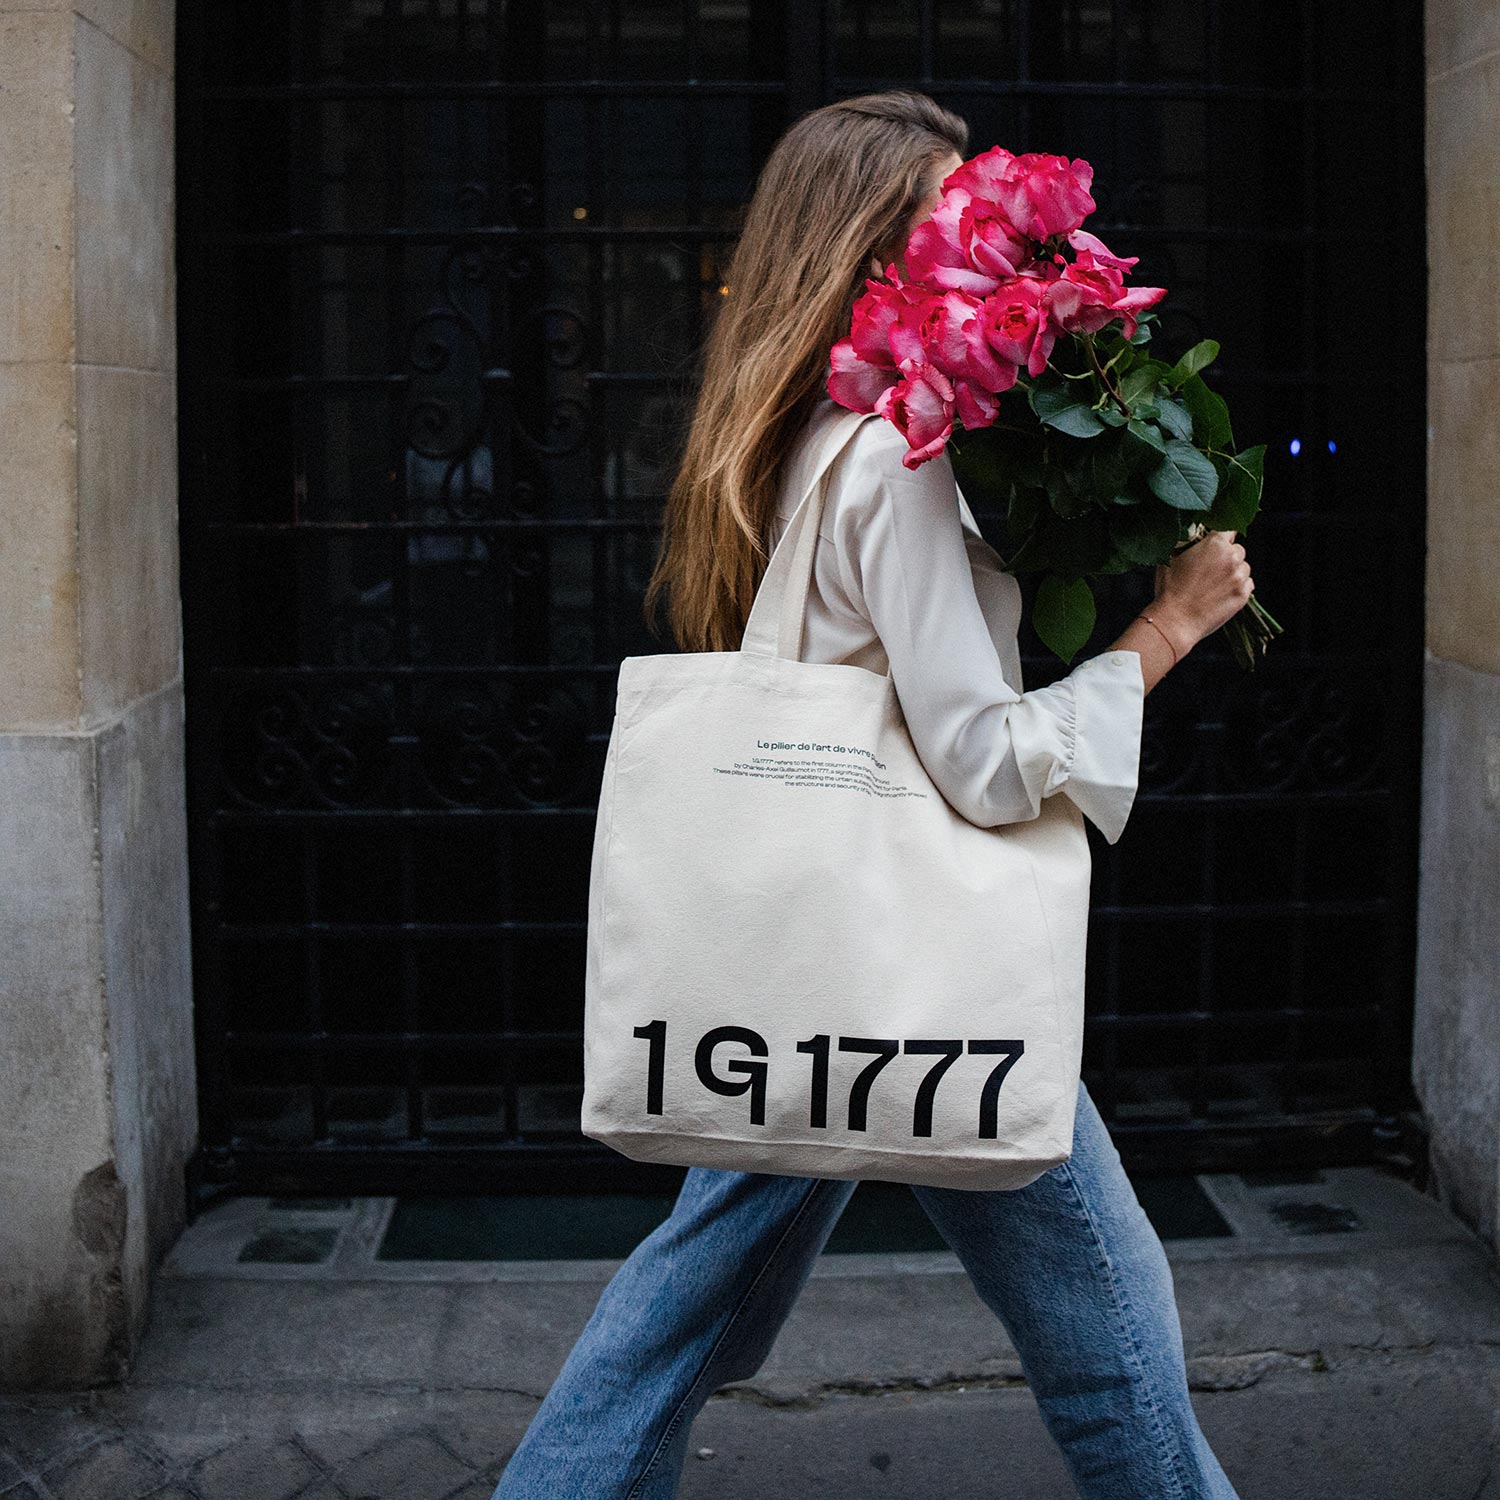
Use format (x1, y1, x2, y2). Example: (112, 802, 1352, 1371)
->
(1083, 333, 1130, 413)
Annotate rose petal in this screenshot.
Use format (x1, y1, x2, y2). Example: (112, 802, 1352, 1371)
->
(876, 361, 956, 467)
(828, 338, 900, 413)
(1067, 228, 1139, 271)
(942, 145, 1017, 201)
(954, 379, 1000, 430)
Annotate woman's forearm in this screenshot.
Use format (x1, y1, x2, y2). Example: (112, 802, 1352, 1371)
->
(1106, 600, 1198, 696)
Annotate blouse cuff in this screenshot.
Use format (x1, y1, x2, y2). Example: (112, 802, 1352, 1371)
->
(1060, 649, 1146, 845)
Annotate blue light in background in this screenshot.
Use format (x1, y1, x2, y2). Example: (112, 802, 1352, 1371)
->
(1289, 438, 1302, 456)
(1327, 440, 1338, 454)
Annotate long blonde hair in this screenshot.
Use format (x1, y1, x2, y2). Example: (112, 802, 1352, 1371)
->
(642, 91, 969, 653)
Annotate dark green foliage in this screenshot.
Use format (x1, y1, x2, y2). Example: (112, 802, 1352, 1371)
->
(947, 312, 1265, 664)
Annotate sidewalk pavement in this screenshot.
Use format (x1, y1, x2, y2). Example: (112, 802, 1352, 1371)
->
(1, 1166, 1497, 1500)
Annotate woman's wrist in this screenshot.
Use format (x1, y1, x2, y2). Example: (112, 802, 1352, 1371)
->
(1107, 607, 1190, 694)
(1139, 599, 1199, 662)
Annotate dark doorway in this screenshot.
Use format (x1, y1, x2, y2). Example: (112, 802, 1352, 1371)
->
(176, 2, 1425, 1196)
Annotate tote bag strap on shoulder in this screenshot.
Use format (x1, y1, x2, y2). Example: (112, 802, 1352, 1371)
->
(740, 408, 876, 665)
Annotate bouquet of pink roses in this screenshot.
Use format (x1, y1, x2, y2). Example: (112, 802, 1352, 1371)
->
(828, 146, 1281, 671)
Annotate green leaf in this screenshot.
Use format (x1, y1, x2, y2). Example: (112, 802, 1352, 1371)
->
(1119, 359, 1170, 408)
(1045, 461, 1094, 519)
(1003, 508, 1112, 577)
(948, 426, 1017, 499)
(1156, 398, 1194, 441)
(1165, 339, 1220, 387)
(1026, 372, 1067, 412)
(1001, 527, 1049, 573)
(1087, 432, 1134, 497)
(1095, 331, 1130, 364)
(1007, 482, 1044, 536)
(1031, 381, 1107, 438)
(1125, 418, 1167, 456)
(1097, 403, 1129, 427)
(1014, 452, 1047, 490)
(1177, 373, 1234, 451)
(1051, 404, 1109, 438)
(1147, 439, 1220, 511)
(1033, 573, 1097, 665)
(1109, 495, 1183, 565)
(1207, 443, 1266, 532)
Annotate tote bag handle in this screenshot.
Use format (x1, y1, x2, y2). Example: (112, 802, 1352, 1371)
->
(740, 409, 873, 664)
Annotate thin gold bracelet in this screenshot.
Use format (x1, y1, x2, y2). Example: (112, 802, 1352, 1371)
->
(1136, 611, 1180, 666)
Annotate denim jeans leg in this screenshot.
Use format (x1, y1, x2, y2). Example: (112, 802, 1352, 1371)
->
(493, 1167, 856, 1500)
(911, 1084, 1241, 1500)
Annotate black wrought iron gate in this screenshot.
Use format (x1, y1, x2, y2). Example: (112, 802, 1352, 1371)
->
(176, 1, 1426, 1196)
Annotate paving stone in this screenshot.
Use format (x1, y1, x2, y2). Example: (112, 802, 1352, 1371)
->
(675, 1349, 1500, 1500)
(296, 1426, 387, 1470)
(0, 1484, 44, 1499)
(444, 1481, 503, 1500)
(190, 1437, 321, 1500)
(331, 1432, 476, 1500)
(135, 1426, 240, 1467)
(41, 1438, 167, 1500)
(419, 1416, 520, 1472)
(133, 1280, 452, 1387)
(0, 1401, 118, 1469)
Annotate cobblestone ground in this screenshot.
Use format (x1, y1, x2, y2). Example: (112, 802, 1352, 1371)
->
(3, 1168, 1498, 1500)
(0, 1406, 505, 1500)
(4, 1345, 1500, 1500)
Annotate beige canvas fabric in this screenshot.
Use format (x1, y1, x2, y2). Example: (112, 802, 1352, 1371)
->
(581, 407, 1098, 1190)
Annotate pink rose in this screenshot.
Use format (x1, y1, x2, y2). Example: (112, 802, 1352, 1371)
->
(953, 379, 1000, 431)
(916, 289, 1015, 391)
(1045, 253, 1127, 336)
(992, 153, 1097, 241)
(1108, 283, 1168, 339)
(1044, 250, 1166, 339)
(848, 272, 925, 364)
(905, 188, 1011, 296)
(959, 198, 1032, 281)
(827, 335, 899, 413)
(942, 145, 1018, 200)
(827, 272, 929, 412)
(875, 359, 956, 468)
(981, 278, 1056, 379)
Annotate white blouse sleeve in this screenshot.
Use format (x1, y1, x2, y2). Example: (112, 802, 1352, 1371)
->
(826, 421, 1147, 845)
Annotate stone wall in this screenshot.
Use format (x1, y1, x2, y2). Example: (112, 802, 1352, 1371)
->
(1413, 0, 1500, 1253)
(0, 0, 195, 1386)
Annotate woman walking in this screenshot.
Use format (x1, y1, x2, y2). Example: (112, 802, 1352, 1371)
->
(495, 90, 1251, 1500)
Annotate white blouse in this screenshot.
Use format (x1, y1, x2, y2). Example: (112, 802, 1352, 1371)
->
(768, 396, 1147, 845)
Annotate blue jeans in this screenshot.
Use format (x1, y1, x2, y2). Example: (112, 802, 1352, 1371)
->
(494, 1082, 1240, 1499)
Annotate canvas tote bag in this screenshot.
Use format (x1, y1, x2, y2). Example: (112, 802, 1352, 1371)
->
(580, 407, 1094, 1190)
